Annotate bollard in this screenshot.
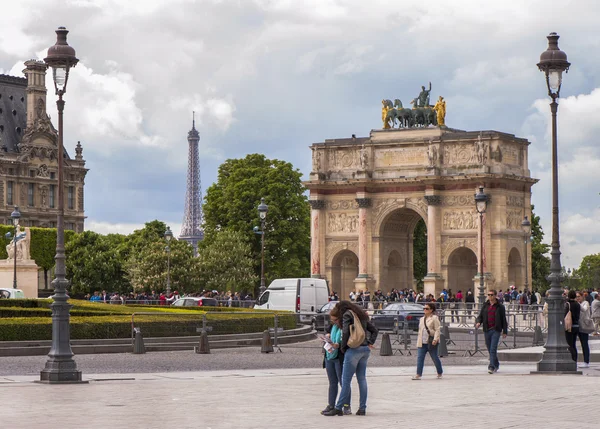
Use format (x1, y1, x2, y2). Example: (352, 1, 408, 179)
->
(438, 333, 448, 357)
(380, 332, 393, 356)
(532, 325, 544, 346)
(133, 328, 145, 354)
(261, 329, 274, 353)
(442, 324, 451, 344)
(195, 329, 210, 354)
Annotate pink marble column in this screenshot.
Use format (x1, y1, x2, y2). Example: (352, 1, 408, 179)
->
(308, 200, 325, 277)
(355, 198, 371, 276)
(424, 195, 441, 274)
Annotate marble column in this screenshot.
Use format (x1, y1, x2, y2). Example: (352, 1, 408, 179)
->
(423, 195, 444, 297)
(355, 198, 371, 277)
(308, 199, 326, 278)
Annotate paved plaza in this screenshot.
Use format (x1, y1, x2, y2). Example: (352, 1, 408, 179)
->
(1, 362, 598, 429)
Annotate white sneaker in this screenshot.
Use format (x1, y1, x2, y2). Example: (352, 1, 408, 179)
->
(578, 363, 590, 368)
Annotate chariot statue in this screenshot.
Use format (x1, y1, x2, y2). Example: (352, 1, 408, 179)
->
(380, 83, 446, 129)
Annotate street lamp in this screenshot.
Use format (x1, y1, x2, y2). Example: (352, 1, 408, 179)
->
(257, 198, 268, 295)
(10, 206, 21, 289)
(474, 186, 488, 306)
(521, 215, 531, 293)
(164, 226, 173, 297)
(534, 32, 577, 374)
(40, 27, 83, 383)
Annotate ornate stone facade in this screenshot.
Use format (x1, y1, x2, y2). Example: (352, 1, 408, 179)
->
(306, 127, 536, 299)
(0, 61, 87, 232)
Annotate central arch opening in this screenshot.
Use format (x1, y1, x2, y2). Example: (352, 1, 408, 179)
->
(378, 208, 427, 292)
(331, 250, 359, 300)
(447, 247, 478, 293)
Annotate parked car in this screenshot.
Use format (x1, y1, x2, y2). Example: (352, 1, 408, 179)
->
(310, 301, 338, 332)
(171, 297, 218, 307)
(0, 288, 25, 299)
(370, 303, 425, 332)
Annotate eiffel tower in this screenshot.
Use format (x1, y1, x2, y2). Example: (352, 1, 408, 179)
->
(179, 113, 204, 256)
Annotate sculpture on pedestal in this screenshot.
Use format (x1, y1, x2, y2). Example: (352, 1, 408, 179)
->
(6, 226, 31, 261)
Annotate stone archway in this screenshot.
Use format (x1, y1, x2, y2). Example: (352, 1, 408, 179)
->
(331, 250, 359, 300)
(447, 247, 478, 293)
(378, 208, 425, 292)
(508, 247, 522, 289)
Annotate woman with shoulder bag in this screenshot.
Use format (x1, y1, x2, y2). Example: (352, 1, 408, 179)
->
(323, 300, 378, 417)
(576, 291, 592, 368)
(565, 290, 581, 363)
(412, 302, 443, 380)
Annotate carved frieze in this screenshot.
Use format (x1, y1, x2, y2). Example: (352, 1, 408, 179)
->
(328, 149, 359, 170)
(374, 147, 427, 167)
(36, 164, 49, 177)
(327, 212, 359, 234)
(502, 144, 520, 166)
(326, 200, 359, 210)
(506, 195, 524, 207)
(506, 209, 522, 230)
(78, 187, 84, 211)
(311, 149, 322, 172)
(442, 210, 478, 230)
(444, 143, 478, 165)
(442, 195, 474, 206)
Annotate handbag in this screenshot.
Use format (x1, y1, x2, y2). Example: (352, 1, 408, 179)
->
(564, 302, 572, 332)
(580, 304, 595, 334)
(347, 310, 366, 348)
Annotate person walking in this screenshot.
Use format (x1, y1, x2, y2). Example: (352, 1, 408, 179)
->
(412, 302, 443, 380)
(575, 291, 592, 368)
(320, 307, 351, 415)
(323, 301, 378, 417)
(564, 290, 581, 363)
(475, 290, 508, 374)
(448, 293, 459, 324)
(592, 293, 600, 336)
(465, 289, 475, 319)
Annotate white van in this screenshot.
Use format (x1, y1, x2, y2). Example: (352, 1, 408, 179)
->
(254, 278, 330, 323)
(0, 288, 26, 299)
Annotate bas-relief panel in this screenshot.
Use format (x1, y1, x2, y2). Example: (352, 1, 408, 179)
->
(327, 149, 360, 170)
(326, 200, 359, 210)
(442, 195, 474, 207)
(443, 143, 478, 165)
(442, 210, 478, 230)
(374, 147, 427, 167)
(505, 209, 522, 230)
(502, 144, 520, 166)
(506, 195, 524, 207)
(327, 212, 359, 234)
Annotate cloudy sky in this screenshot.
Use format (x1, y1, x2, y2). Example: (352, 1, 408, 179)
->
(1, 0, 598, 269)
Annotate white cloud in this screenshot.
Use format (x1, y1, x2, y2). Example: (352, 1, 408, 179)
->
(86, 220, 183, 237)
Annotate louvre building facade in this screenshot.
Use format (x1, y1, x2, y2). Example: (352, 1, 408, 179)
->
(0, 60, 87, 230)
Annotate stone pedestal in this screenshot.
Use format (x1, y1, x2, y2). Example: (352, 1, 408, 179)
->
(353, 276, 376, 293)
(423, 273, 445, 297)
(0, 259, 39, 298)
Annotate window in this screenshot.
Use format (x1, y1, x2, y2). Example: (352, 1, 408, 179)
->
(69, 174, 75, 181)
(8, 168, 13, 175)
(29, 170, 35, 178)
(257, 291, 270, 306)
(66, 222, 75, 230)
(50, 172, 56, 179)
(49, 184, 55, 208)
(68, 186, 74, 209)
(28, 183, 34, 206)
(7, 181, 13, 205)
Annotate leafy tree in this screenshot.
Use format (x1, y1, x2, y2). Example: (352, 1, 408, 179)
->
(203, 154, 310, 292)
(578, 254, 600, 290)
(66, 231, 129, 296)
(197, 229, 258, 294)
(530, 205, 551, 293)
(412, 219, 427, 290)
(123, 221, 202, 293)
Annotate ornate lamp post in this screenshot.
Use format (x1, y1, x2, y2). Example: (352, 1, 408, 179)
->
(521, 216, 531, 292)
(165, 227, 173, 297)
(10, 206, 21, 289)
(40, 27, 83, 383)
(474, 186, 488, 306)
(534, 32, 577, 373)
(258, 198, 268, 295)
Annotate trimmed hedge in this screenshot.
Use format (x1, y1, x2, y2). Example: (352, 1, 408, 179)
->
(0, 313, 296, 341)
(0, 307, 125, 318)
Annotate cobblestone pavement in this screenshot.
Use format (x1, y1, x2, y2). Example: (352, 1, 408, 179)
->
(1, 365, 598, 429)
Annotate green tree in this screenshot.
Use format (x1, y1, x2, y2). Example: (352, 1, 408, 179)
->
(412, 219, 427, 290)
(531, 205, 551, 293)
(203, 154, 310, 292)
(123, 221, 202, 293)
(578, 254, 600, 290)
(197, 229, 258, 293)
(66, 231, 130, 296)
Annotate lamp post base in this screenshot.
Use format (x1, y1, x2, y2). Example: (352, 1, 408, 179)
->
(40, 360, 87, 384)
(533, 346, 580, 374)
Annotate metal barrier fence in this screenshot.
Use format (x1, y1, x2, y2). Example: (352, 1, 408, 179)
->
(89, 299, 256, 307)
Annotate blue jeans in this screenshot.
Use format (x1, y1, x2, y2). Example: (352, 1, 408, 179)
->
(325, 358, 343, 407)
(484, 329, 501, 370)
(416, 344, 443, 376)
(335, 346, 370, 411)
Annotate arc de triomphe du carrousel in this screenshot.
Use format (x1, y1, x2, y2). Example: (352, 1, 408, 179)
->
(304, 86, 537, 300)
